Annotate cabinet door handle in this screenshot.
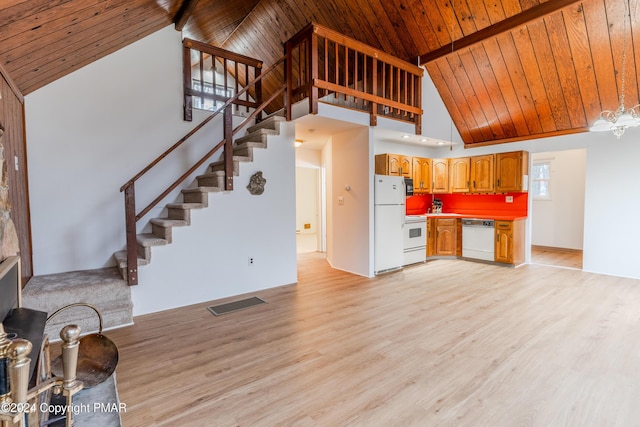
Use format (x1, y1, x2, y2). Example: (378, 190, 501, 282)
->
(473, 180, 476, 188)
(496, 234, 499, 242)
(497, 179, 500, 187)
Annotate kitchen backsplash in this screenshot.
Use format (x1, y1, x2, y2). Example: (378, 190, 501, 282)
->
(406, 193, 528, 216)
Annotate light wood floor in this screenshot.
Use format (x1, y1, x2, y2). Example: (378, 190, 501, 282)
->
(107, 253, 640, 426)
(530, 245, 583, 269)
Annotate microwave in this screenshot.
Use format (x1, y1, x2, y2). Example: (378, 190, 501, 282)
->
(404, 178, 414, 196)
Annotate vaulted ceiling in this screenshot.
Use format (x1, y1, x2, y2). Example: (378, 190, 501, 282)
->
(1, 0, 638, 147)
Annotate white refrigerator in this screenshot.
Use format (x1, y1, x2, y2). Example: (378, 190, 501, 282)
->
(374, 174, 406, 274)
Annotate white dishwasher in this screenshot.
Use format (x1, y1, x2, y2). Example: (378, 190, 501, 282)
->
(462, 219, 495, 261)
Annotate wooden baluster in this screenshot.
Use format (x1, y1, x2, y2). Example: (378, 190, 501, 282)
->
(415, 74, 422, 134)
(310, 31, 318, 115)
(223, 58, 228, 108)
(255, 65, 262, 122)
(223, 106, 233, 191)
(324, 37, 329, 98)
(212, 55, 217, 109)
(370, 57, 378, 127)
(234, 61, 239, 113)
(334, 41, 339, 99)
(199, 51, 204, 109)
(285, 41, 292, 121)
(124, 184, 138, 285)
(182, 44, 192, 121)
(244, 63, 249, 113)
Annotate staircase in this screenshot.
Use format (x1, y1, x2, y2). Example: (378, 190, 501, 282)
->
(113, 112, 285, 280)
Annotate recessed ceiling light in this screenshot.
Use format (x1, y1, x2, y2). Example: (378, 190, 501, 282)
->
(437, 141, 445, 145)
(420, 138, 428, 142)
(402, 135, 410, 139)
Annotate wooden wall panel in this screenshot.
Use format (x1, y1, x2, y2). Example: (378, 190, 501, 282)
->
(0, 0, 175, 96)
(0, 0, 637, 147)
(0, 68, 32, 286)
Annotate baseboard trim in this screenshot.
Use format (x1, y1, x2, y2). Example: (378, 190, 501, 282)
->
(531, 245, 583, 254)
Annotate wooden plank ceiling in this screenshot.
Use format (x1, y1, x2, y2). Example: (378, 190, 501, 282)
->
(1, 0, 638, 146)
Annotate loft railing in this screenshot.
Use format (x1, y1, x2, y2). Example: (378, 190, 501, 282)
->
(120, 41, 285, 285)
(285, 22, 424, 134)
(182, 38, 263, 121)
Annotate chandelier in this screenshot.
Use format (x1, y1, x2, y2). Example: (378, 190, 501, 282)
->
(590, 0, 640, 138)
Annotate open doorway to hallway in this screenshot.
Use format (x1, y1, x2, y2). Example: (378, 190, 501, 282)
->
(529, 149, 586, 269)
(295, 166, 323, 254)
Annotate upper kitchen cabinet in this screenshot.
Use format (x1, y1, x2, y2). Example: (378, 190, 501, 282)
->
(449, 157, 470, 193)
(495, 151, 529, 193)
(470, 154, 495, 193)
(431, 158, 449, 193)
(375, 154, 412, 177)
(412, 157, 432, 194)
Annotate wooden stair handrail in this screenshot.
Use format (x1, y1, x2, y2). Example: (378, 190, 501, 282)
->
(136, 84, 286, 222)
(120, 56, 285, 194)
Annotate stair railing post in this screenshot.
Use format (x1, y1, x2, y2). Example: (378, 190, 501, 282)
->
(223, 105, 234, 191)
(123, 184, 139, 285)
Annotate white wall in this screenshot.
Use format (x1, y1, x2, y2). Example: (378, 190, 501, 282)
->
(324, 126, 372, 277)
(531, 150, 586, 249)
(133, 124, 297, 315)
(24, 25, 297, 315)
(583, 133, 640, 278)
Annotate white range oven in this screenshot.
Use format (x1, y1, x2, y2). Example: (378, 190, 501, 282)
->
(403, 216, 427, 266)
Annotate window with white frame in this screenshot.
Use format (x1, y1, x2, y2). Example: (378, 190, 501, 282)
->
(532, 160, 551, 199)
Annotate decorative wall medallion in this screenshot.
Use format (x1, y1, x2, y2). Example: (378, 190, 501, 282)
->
(247, 171, 267, 195)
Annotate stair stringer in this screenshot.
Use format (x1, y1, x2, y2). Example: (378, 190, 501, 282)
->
(113, 113, 287, 282)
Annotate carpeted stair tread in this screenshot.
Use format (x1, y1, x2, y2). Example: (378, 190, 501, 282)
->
(182, 186, 220, 193)
(137, 233, 168, 247)
(235, 129, 275, 145)
(246, 115, 284, 134)
(234, 140, 267, 150)
(166, 202, 205, 210)
(114, 250, 151, 268)
(149, 218, 188, 227)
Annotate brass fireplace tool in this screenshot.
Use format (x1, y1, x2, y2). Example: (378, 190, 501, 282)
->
(0, 322, 83, 427)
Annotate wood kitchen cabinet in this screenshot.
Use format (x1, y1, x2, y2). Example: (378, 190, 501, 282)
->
(412, 157, 432, 194)
(435, 218, 457, 256)
(495, 219, 525, 265)
(426, 218, 435, 257)
(495, 151, 529, 193)
(431, 158, 449, 193)
(449, 157, 470, 193)
(470, 154, 494, 193)
(375, 153, 411, 177)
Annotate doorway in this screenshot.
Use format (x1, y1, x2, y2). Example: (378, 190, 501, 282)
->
(529, 149, 586, 269)
(295, 166, 322, 253)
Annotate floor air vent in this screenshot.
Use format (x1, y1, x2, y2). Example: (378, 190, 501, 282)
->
(207, 296, 266, 316)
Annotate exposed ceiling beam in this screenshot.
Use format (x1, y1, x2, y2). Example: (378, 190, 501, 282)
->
(418, 0, 583, 65)
(174, 0, 201, 31)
